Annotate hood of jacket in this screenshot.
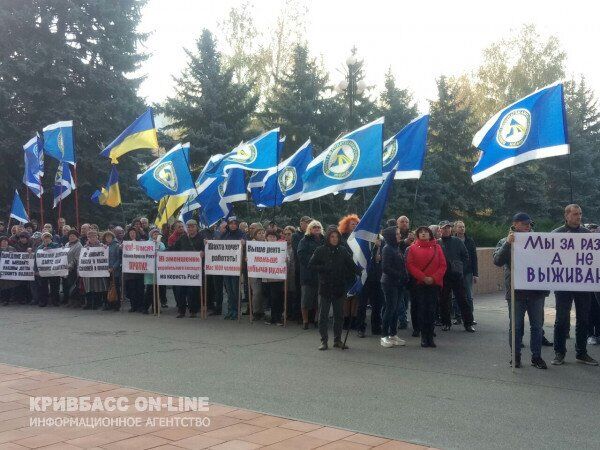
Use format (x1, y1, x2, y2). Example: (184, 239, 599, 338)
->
(382, 226, 398, 247)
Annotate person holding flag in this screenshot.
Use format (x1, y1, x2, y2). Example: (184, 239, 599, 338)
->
(9, 190, 29, 225)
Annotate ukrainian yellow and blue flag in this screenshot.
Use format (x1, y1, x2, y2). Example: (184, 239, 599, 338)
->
(154, 193, 190, 228)
(100, 108, 159, 163)
(91, 165, 121, 207)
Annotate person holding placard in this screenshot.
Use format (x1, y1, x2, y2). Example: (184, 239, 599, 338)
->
(63, 229, 82, 308)
(551, 204, 598, 366)
(103, 230, 122, 311)
(247, 225, 266, 321)
(297, 220, 323, 330)
(0, 236, 17, 305)
(123, 227, 145, 313)
(81, 230, 109, 310)
(35, 232, 61, 307)
(144, 229, 165, 314)
(13, 232, 33, 305)
(493, 213, 549, 369)
(220, 217, 246, 321)
(263, 230, 284, 326)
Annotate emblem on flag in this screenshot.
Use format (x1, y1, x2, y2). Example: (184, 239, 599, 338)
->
(382, 139, 398, 166)
(323, 140, 360, 180)
(226, 143, 258, 164)
(278, 167, 297, 193)
(496, 108, 531, 148)
(153, 161, 178, 192)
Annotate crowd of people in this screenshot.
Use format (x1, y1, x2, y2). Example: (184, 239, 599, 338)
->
(0, 204, 599, 369)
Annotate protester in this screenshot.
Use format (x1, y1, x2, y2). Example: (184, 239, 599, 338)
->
(248, 225, 266, 321)
(292, 217, 311, 322)
(220, 217, 246, 320)
(338, 214, 359, 246)
(0, 236, 17, 305)
(283, 225, 297, 321)
(81, 230, 109, 310)
(406, 226, 447, 348)
(13, 232, 33, 305)
(59, 225, 71, 245)
(79, 223, 90, 245)
(309, 227, 361, 350)
(64, 229, 82, 308)
(132, 218, 148, 241)
(437, 221, 475, 332)
(297, 220, 323, 329)
(113, 226, 125, 244)
(551, 204, 598, 366)
(36, 231, 61, 307)
(395, 215, 414, 330)
(263, 230, 284, 325)
(168, 221, 185, 248)
(170, 219, 204, 318)
(493, 213, 548, 369)
(103, 230, 122, 311)
(143, 229, 165, 314)
(380, 226, 407, 347)
(123, 227, 145, 313)
(452, 221, 478, 325)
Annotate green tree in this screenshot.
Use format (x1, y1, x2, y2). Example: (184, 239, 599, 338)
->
(378, 69, 418, 136)
(0, 0, 152, 225)
(161, 29, 258, 167)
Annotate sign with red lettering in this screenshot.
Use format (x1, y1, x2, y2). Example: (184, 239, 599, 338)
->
(122, 241, 156, 274)
(514, 232, 600, 291)
(156, 252, 202, 286)
(246, 241, 287, 280)
(204, 240, 242, 276)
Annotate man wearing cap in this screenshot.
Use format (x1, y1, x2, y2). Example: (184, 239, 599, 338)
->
(493, 213, 548, 369)
(35, 232, 61, 307)
(551, 204, 598, 366)
(438, 220, 475, 332)
(170, 219, 205, 318)
(220, 217, 246, 320)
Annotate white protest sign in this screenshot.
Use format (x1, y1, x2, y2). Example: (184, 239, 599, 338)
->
(156, 252, 202, 286)
(36, 248, 69, 277)
(246, 241, 287, 280)
(204, 240, 242, 276)
(0, 252, 35, 281)
(514, 232, 600, 291)
(122, 241, 156, 274)
(78, 247, 110, 278)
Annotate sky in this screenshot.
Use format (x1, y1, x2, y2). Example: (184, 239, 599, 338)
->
(138, 0, 600, 112)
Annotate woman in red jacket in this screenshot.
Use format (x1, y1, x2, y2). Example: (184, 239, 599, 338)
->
(406, 226, 447, 348)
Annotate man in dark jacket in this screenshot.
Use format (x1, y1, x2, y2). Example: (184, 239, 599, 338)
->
(309, 228, 361, 350)
(171, 219, 205, 318)
(438, 221, 475, 332)
(35, 232, 61, 307)
(493, 212, 548, 369)
(220, 216, 246, 320)
(551, 204, 598, 366)
(297, 220, 322, 328)
(292, 216, 311, 321)
(356, 234, 384, 338)
(452, 221, 478, 325)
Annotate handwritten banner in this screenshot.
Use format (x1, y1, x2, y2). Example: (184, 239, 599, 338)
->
(514, 232, 600, 291)
(122, 241, 156, 274)
(204, 240, 242, 276)
(0, 252, 35, 281)
(156, 252, 202, 286)
(246, 241, 287, 280)
(78, 247, 110, 278)
(36, 248, 69, 278)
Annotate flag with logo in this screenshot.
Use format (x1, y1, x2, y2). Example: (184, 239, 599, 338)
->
(300, 118, 384, 201)
(155, 193, 191, 228)
(43, 121, 75, 164)
(212, 128, 279, 174)
(53, 161, 76, 208)
(346, 165, 397, 297)
(23, 134, 44, 198)
(471, 82, 569, 182)
(91, 165, 121, 207)
(10, 190, 29, 224)
(383, 114, 429, 179)
(137, 143, 195, 201)
(99, 108, 159, 163)
(257, 139, 313, 207)
(247, 136, 285, 205)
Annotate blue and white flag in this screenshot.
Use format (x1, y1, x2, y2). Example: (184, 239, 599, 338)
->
(43, 121, 75, 164)
(346, 165, 397, 297)
(179, 154, 225, 220)
(23, 134, 44, 198)
(53, 161, 76, 208)
(216, 128, 280, 173)
(218, 168, 247, 215)
(383, 114, 429, 179)
(10, 190, 29, 224)
(247, 135, 286, 205)
(257, 139, 313, 207)
(472, 82, 569, 182)
(137, 143, 195, 201)
(300, 118, 384, 201)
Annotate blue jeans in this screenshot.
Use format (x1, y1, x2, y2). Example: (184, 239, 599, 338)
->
(223, 276, 240, 318)
(507, 294, 545, 358)
(554, 291, 591, 357)
(382, 283, 400, 337)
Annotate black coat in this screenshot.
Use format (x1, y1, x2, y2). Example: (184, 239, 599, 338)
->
(380, 227, 408, 287)
(297, 234, 322, 286)
(438, 235, 469, 278)
(170, 232, 205, 252)
(308, 243, 360, 298)
(461, 234, 478, 276)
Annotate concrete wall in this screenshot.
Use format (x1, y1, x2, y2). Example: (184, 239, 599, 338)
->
(473, 247, 504, 296)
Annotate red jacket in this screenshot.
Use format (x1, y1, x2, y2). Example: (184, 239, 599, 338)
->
(406, 239, 447, 287)
(168, 230, 184, 248)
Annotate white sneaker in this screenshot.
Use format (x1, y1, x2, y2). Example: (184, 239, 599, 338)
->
(380, 337, 394, 348)
(389, 335, 406, 346)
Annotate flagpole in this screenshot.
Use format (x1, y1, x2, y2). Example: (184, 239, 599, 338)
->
(57, 196, 62, 233)
(73, 164, 80, 231)
(39, 193, 44, 226)
(567, 152, 574, 204)
(25, 188, 30, 218)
